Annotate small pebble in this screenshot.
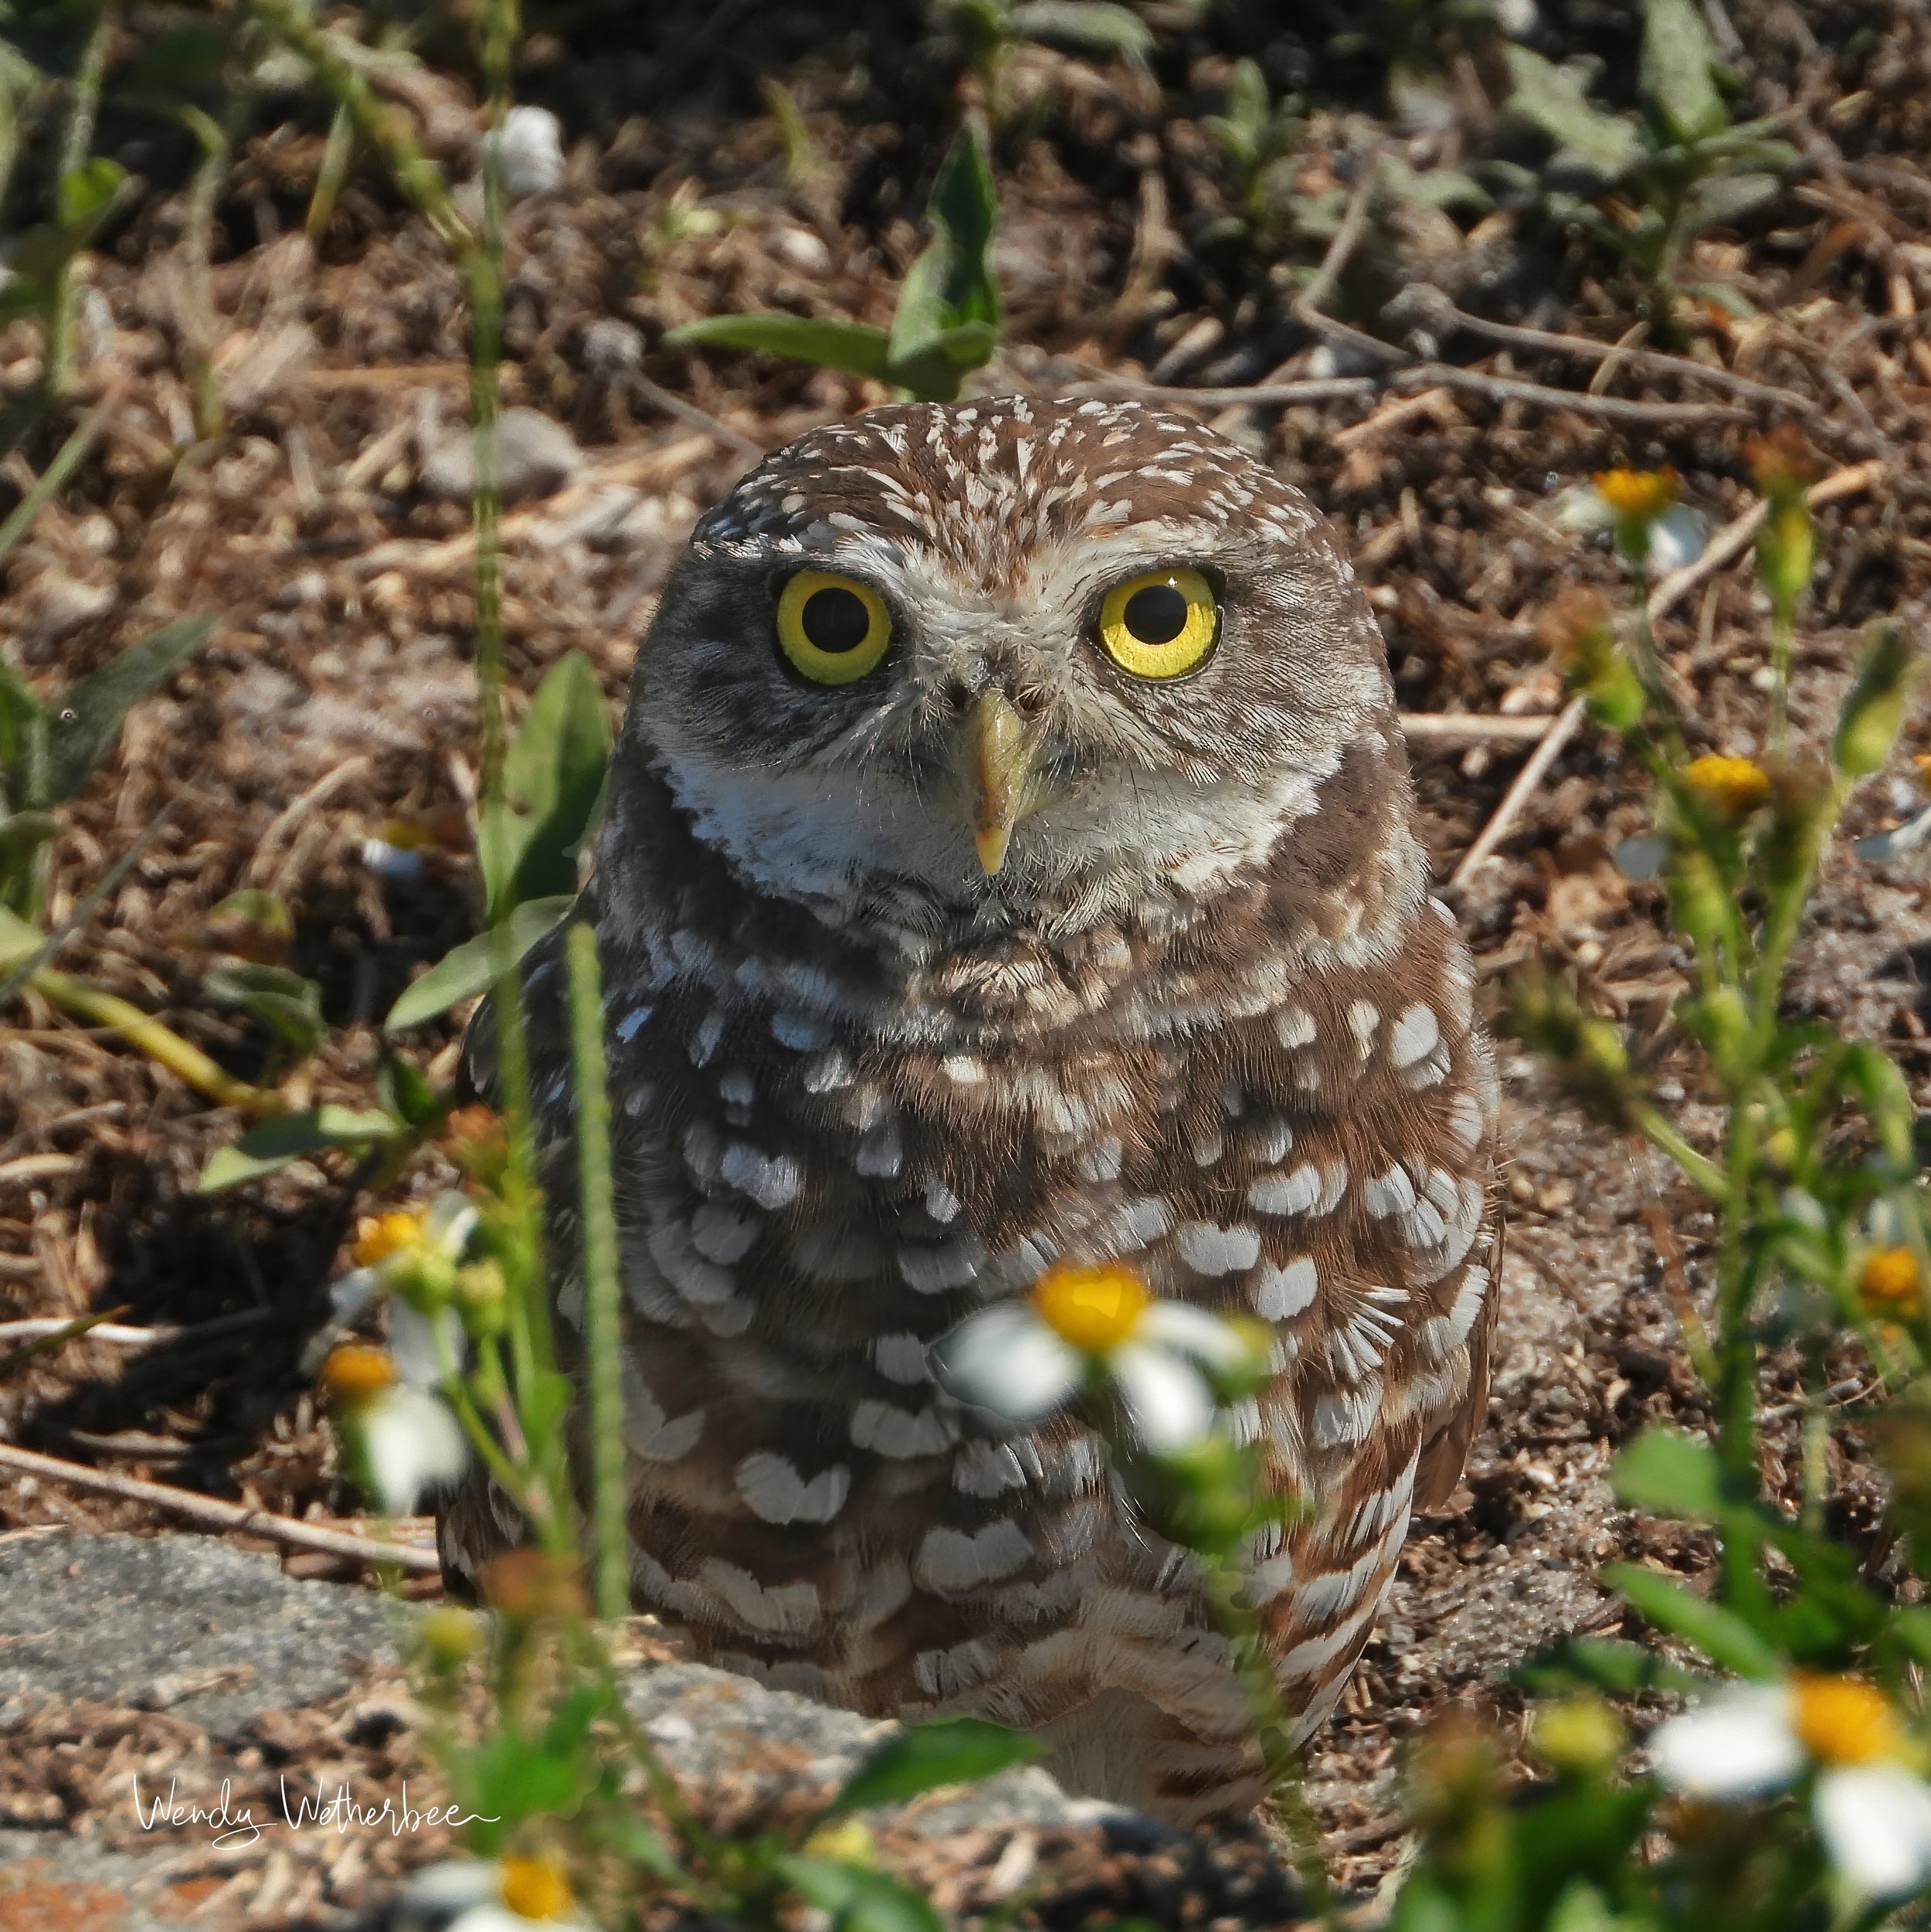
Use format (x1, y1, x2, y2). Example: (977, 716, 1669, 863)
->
(419, 406, 581, 504)
(499, 104, 565, 199)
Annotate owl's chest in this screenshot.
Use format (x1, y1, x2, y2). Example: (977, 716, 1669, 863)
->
(598, 915, 1440, 1362)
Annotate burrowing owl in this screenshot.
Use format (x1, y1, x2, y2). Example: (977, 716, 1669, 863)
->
(441, 396, 1501, 1825)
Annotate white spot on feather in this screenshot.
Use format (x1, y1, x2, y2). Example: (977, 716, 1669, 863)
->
(915, 1519, 1033, 1591)
(1253, 1255, 1318, 1319)
(735, 1452, 850, 1524)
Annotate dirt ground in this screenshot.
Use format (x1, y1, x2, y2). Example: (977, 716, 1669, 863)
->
(8, 0, 1931, 1921)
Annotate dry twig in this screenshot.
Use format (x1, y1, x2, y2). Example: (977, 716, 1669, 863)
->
(1447, 460, 1887, 891)
(0, 1440, 441, 1574)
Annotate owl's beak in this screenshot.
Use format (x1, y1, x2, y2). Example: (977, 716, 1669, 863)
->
(961, 688, 1033, 876)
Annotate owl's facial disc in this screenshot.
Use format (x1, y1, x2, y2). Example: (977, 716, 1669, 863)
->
(626, 399, 1404, 930)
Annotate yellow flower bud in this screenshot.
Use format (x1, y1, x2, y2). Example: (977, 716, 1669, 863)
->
(1593, 467, 1679, 521)
(1860, 1246, 1922, 1322)
(418, 1605, 483, 1672)
(352, 1210, 426, 1269)
(1684, 755, 1772, 817)
(1534, 1696, 1626, 1775)
(319, 1343, 397, 1407)
(1792, 1674, 1903, 1767)
(1031, 1261, 1150, 1353)
(803, 1817, 877, 1866)
(500, 1854, 574, 1922)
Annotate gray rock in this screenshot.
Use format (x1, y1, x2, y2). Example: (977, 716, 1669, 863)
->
(0, 1530, 395, 1736)
(419, 407, 581, 504)
(0, 1533, 1129, 1927)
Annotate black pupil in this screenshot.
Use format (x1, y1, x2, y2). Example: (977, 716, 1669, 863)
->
(1122, 582, 1189, 645)
(800, 586, 871, 654)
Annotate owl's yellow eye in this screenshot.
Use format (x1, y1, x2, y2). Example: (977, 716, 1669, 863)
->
(1096, 568, 1217, 679)
(775, 571, 892, 684)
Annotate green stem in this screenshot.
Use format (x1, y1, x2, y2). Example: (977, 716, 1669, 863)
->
(46, 1, 112, 400)
(1630, 1105, 1729, 1201)
(1769, 608, 1794, 759)
(31, 968, 283, 1115)
(239, 0, 475, 263)
(0, 383, 118, 571)
(305, 102, 355, 244)
(566, 921, 629, 1622)
(433, 1318, 546, 1527)
(179, 97, 248, 442)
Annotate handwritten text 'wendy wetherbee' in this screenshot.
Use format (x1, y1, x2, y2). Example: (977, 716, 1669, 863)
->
(131, 1774, 497, 1848)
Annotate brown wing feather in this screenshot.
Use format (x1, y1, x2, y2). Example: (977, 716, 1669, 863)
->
(1414, 1207, 1502, 1512)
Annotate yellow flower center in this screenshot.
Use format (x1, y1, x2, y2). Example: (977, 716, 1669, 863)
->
(351, 1210, 427, 1268)
(319, 1343, 397, 1406)
(500, 1855, 574, 1921)
(1031, 1261, 1150, 1353)
(1684, 754, 1772, 817)
(1792, 1674, 1902, 1767)
(1860, 1247, 1922, 1320)
(1593, 467, 1679, 521)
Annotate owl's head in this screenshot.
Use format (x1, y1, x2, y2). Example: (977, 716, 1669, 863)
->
(617, 397, 1407, 937)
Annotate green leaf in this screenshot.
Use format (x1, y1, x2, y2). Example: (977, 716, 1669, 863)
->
(201, 962, 324, 1066)
(0, 657, 44, 806)
(1611, 1427, 1725, 1522)
(890, 124, 1000, 379)
(587, 1808, 684, 1883)
(55, 155, 127, 231)
(382, 895, 574, 1034)
(1602, 1564, 1782, 1679)
(197, 1105, 400, 1193)
(1010, 0, 1155, 58)
(1217, 56, 1269, 157)
(376, 1049, 439, 1129)
(42, 616, 217, 808)
(1640, 0, 1726, 145)
(0, 901, 40, 975)
(208, 888, 294, 946)
(826, 1716, 1038, 1816)
(0, 810, 56, 907)
(884, 321, 1000, 403)
(460, 1731, 584, 1854)
(1676, 171, 1783, 237)
(480, 651, 610, 918)
(1383, 156, 1492, 214)
(1502, 46, 1644, 182)
(665, 313, 894, 381)
(775, 1858, 947, 1932)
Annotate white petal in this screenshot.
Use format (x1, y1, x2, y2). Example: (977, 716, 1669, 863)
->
(357, 1387, 469, 1514)
(425, 1194, 481, 1258)
(1111, 1343, 1217, 1452)
(1139, 1300, 1250, 1370)
(1554, 484, 1616, 533)
(1647, 1686, 1803, 1798)
(389, 1302, 465, 1387)
(399, 1859, 499, 1910)
(1648, 505, 1706, 574)
(932, 1306, 1080, 1424)
(1815, 1764, 1931, 1899)
(450, 1909, 562, 1932)
(328, 1267, 381, 1326)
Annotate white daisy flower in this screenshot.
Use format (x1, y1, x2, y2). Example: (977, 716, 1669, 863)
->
(934, 1262, 1255, 1453)
(1555, 470, 1706, 575)
(320, 1309, 469, 1517)
(1650, 1674, 1931, 1900)
(395, 1854, 592, 1930)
